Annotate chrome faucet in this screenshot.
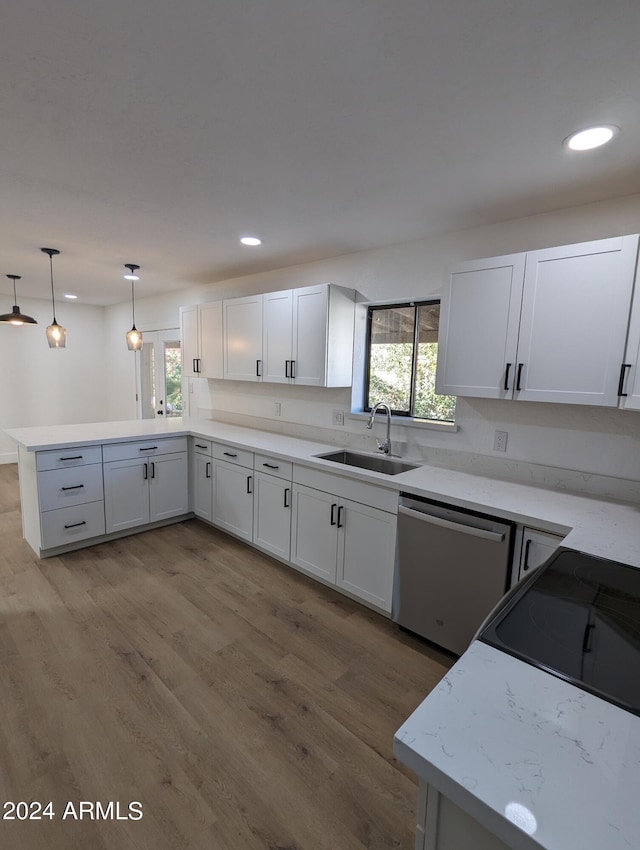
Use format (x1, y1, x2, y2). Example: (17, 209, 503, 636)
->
(367, 402, 392, 455)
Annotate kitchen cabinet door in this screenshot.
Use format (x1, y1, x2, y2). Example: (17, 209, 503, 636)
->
(104, 458, 150, 533)
(515, 236, 638, 406)
(198, 301, 223, 379)
(223, 294, 263, 381)
(180, 304, 200, 378)
(518, 527, 563, 581)
(435, 254, 525, 399)
(192, 451, 213, 521)
(291, 285, 329, 386)
(262, 289, 293, 384)
(149, 453, 189, 522)
(619, 263, 640, 410)
(252, 471, 291, 560)
(212, 459, 254, 542)
(337, 498, 396, 612)
(290, 484, 338, 582)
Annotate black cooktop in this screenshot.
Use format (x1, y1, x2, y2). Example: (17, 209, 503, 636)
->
(478, 548, 640, 715)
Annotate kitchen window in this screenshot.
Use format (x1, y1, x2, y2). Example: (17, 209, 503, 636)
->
(364, 301, 456, 422)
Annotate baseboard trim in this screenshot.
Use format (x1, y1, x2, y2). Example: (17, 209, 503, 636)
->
(0, 452, 17, 465)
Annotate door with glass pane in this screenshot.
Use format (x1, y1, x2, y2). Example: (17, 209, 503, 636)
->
(140, 330, 182, 419)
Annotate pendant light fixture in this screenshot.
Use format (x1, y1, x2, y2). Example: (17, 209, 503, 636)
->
(0, 275, 37, 325)
(41, 247, 67, 348)
(124, 264, 142, 351)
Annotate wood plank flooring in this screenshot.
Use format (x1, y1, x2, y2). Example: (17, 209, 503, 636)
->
(0, 463, 453, 850)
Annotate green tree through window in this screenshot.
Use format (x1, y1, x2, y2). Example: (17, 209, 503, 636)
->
(365, 302, 456, 421)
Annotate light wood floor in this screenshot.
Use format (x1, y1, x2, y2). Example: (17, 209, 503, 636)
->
(0, 463, 452, 850)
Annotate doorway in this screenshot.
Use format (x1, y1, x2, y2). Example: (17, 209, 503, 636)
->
(139, 330, 182, 419)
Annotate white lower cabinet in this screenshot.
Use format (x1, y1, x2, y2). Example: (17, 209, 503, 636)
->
(103, 440, 189, 534)
(191, 440, 213, 521)
(252, 471, 292, 560)
(290, 479, 397, 613)
(517, 526, 564, 581)
(416, 781, 510, 850)
(212, 459, 254, 542)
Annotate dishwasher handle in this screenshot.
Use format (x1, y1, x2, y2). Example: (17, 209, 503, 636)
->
(398, 504, 505, 543)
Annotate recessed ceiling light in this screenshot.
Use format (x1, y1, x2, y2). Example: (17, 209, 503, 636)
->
(240, 236, 262, 246)
(564, 125, 619, 151)
(64, 293, 78, 300)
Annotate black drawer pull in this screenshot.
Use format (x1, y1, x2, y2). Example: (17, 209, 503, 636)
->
(503, 362, 511, 391)
(263, 463, 279, 469)
(284, 487, 290, 508)
(223, 452, 238, 458)
(247, 475, 253, 494)
(60, 455, 83, 461)
(195, 443, 208, 449)
(618, 363, 631, 397)
(139, 446, 158, 451)
(206, 461, 211, 479)
(64, 520, 87, 529)
(61, 484, 85, 491)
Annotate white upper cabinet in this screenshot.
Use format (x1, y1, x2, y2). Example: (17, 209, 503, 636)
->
(262, 289, 294, 383)
(619, 263, 640, 410)
(223, 294, 264, 381)
(436, 235, 640, 407)
(180, 302, 223, 379)
(435, 253, 525, 399)
(223, 284, 355, 387)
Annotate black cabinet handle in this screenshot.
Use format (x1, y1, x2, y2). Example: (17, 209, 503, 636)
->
(143, 463, 148, 480)
(223, 452, 238, 458)
(206, 461, 211, 479)
(195, 443, 208, 449)
(60, 455, 83, 461)
(516, 363, 524, 391)
(247, 475, 253, 494)
(618, 363, 631, 397)
(151, 462, 155, 479)
(139, 446, 158, 451)
(504, 363, 511, 391)
(522, 538, 532, 572)
(285, 360, 290, 378)
(263, 463, 279, 470)
(193, 358, 198, 373)
(337, 505, 344, 528)
(284, 487, 290, 508)
(64, 520, 87, 529)
(582, 623, 595, 654)
(330, 503, 337, 526)
(256, 359, 262, 377)
(61, 484, 85, 491)
(290, 360, 296, 379)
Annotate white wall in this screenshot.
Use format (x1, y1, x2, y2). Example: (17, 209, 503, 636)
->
(103, 193, 640, 494)
(0, 296, 108, 462)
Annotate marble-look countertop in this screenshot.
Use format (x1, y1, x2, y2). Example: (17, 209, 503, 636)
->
(394, 641, 640, 850)
(6, 417, 640, 849)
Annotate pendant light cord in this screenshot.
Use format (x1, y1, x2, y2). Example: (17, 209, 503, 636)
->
(131, 280, 136, 326)
(12, 278, 17, 306)
(48, 253, 57, 321)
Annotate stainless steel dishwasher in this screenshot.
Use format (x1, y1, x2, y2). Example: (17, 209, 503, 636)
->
(394, 493, 515, 655)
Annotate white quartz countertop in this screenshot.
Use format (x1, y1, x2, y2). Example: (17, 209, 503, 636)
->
(6, 416, 640, 848)
(394, 641, 640, 850)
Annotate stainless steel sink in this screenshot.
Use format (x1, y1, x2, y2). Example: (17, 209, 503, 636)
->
(314, 450, 419, 475)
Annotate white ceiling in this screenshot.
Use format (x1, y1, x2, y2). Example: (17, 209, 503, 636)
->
(1, 0, 639, 306)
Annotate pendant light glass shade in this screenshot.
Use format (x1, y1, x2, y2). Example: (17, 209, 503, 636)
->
(124, 264, 142, 351)
(41, 248, 66, 348)
(0, 275, 38, 325)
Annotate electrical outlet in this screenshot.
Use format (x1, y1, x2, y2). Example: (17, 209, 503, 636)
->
(274, 401, 281, 417)
(332, 409, 344, 426)
(493, 430, 508, 452)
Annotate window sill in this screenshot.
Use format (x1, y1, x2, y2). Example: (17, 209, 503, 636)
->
(346, 412, 459, 433)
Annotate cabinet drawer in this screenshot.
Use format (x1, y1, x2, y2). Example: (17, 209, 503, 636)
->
(254, 453, 293, 480)
(40, 500, 106, 550)
(191, 437, 213, 456)
(213, 443, 254, 469)
(36, 445, 102, 471)
(103, 437, 188, 462)
(38, 464, 104, 512)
